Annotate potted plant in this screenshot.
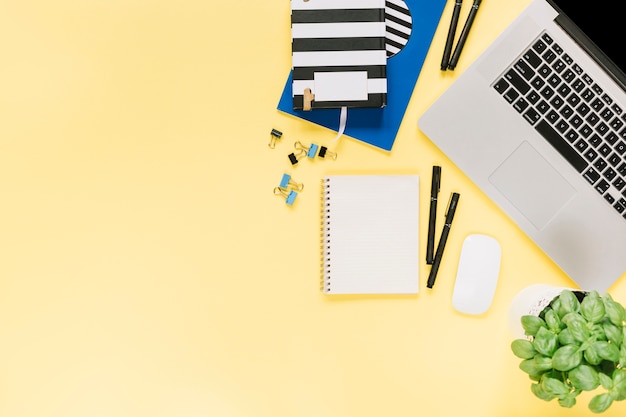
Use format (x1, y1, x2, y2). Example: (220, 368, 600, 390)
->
(510, 288, 626, 413)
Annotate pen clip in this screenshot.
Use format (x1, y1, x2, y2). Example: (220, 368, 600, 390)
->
(445, 192, 460, 223)
(431, 166, 441, 198)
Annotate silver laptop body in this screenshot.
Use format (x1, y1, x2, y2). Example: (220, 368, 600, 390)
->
(419, 0, 626, 293)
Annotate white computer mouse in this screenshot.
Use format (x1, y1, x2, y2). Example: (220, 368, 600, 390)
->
(452, 234, 501, 315)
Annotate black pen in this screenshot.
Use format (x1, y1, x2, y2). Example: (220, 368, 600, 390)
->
(448, 0, 482, 70)
(426, 192, 460, 289)
(440, 0, 463, 71)
(426, 166, 441, 264)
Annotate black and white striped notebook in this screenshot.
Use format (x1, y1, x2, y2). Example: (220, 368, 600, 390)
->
(290, 0, 387, 111)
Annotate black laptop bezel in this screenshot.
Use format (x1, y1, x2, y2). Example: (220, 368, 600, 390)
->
(547, 0, 626, 92)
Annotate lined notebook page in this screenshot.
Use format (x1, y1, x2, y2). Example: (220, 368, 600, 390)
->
(321, 175, 419, 294)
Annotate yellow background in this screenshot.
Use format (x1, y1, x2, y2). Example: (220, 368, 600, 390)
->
(1, 1, 625, 416)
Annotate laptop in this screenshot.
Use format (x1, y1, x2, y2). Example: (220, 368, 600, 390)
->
(418, 0, 626, 293)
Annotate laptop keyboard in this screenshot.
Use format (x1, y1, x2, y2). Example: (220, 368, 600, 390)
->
(492, 32, 626, 221)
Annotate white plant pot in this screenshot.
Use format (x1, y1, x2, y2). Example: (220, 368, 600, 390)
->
(508, 284, 580, 339)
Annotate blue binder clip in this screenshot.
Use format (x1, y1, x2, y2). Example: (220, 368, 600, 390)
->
(269, 128, 283, 149)
(274, 187, 298, 206)
(279, 173, 304, 191)
(292, 141, 337, 161)
(294, 141, 318, 159)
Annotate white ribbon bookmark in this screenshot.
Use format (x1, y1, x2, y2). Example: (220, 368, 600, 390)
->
(333, 106, 348, 142)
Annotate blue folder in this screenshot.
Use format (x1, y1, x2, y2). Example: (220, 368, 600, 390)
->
(277, 0, 447, 152)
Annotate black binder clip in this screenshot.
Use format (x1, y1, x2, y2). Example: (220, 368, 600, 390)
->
(279, 173, 304, 191)
(287, 151, 301, 166)
(318, 145, 337, 160)
(274, 187, 298, 206)
(269, 128, 283, 149)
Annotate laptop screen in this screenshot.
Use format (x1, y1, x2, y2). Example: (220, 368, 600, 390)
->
(550, 0, 625, 84)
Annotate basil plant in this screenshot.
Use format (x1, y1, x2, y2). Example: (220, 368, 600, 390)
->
(511, 289, 626, 413)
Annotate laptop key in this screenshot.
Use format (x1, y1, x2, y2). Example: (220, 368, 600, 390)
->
(562, 68, 575, 82)
(603, 167, 617, 181)
(596, 179, 610, 194)
(608, 153, 622, 166)
(504, 69, 530, 94)
(552, 59, 566, 73)
(594, 158, 608, 171)
(572, 79, 585, 92)
(532, 39, 548, 54)
(584, 148, 598, 162)
(605, 132, 619, 145)
(513, 97, 529, 113)
(514, 59, 535, 80)
(523, 108, 541, 124)
(601, 108, 615, 120)
(523, 49, 542, 68)
(503, 88, 519, 103)
(527, 91, 540, 104)
(493, 78, 509, 94)
(535, 120, 588, 172)
(584, 167, 600, 184)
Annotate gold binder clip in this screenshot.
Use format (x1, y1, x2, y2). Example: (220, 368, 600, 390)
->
(268, 128, 283, 149)
(303, 88, 315, 111)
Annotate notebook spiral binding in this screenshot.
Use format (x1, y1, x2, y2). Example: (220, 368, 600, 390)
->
(320, 178, 331, 293)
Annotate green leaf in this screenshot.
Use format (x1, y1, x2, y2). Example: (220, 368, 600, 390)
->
(603, 293, 626, 327)
(584, 343, 603, 365)
(558, 328, 576, 345)
(553, 344, 582, 371)
(541, 374, 570, 396)
(533, 355, 554, 372)
(568, 364, 600, 391)
(589, 323, 606, 341)
(581, 292, 605, 323)
(598, 372, 613, 390)
(521, 315, 546, 337)
(593, 341, 620, 362)
(559, 290, 581, 314)
(520, 359, 544, 377)
(550, 298, 563, 318)
(531, 382, 555, 401)
(544, 309, 561, 332)
(533, 327, 558, 356)
(589, 393, 613, 413)
(558, 395, 577, 408)
(511, 339, 536, 359)
(603, 322, 622, 345)
(612, 370, 626, 400)
(562, 313, 590, 343)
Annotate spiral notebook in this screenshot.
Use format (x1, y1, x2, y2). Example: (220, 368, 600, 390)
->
(320, 174, 419, 294)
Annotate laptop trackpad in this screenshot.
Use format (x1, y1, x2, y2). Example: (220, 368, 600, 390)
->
(488, 141, 577, 230)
